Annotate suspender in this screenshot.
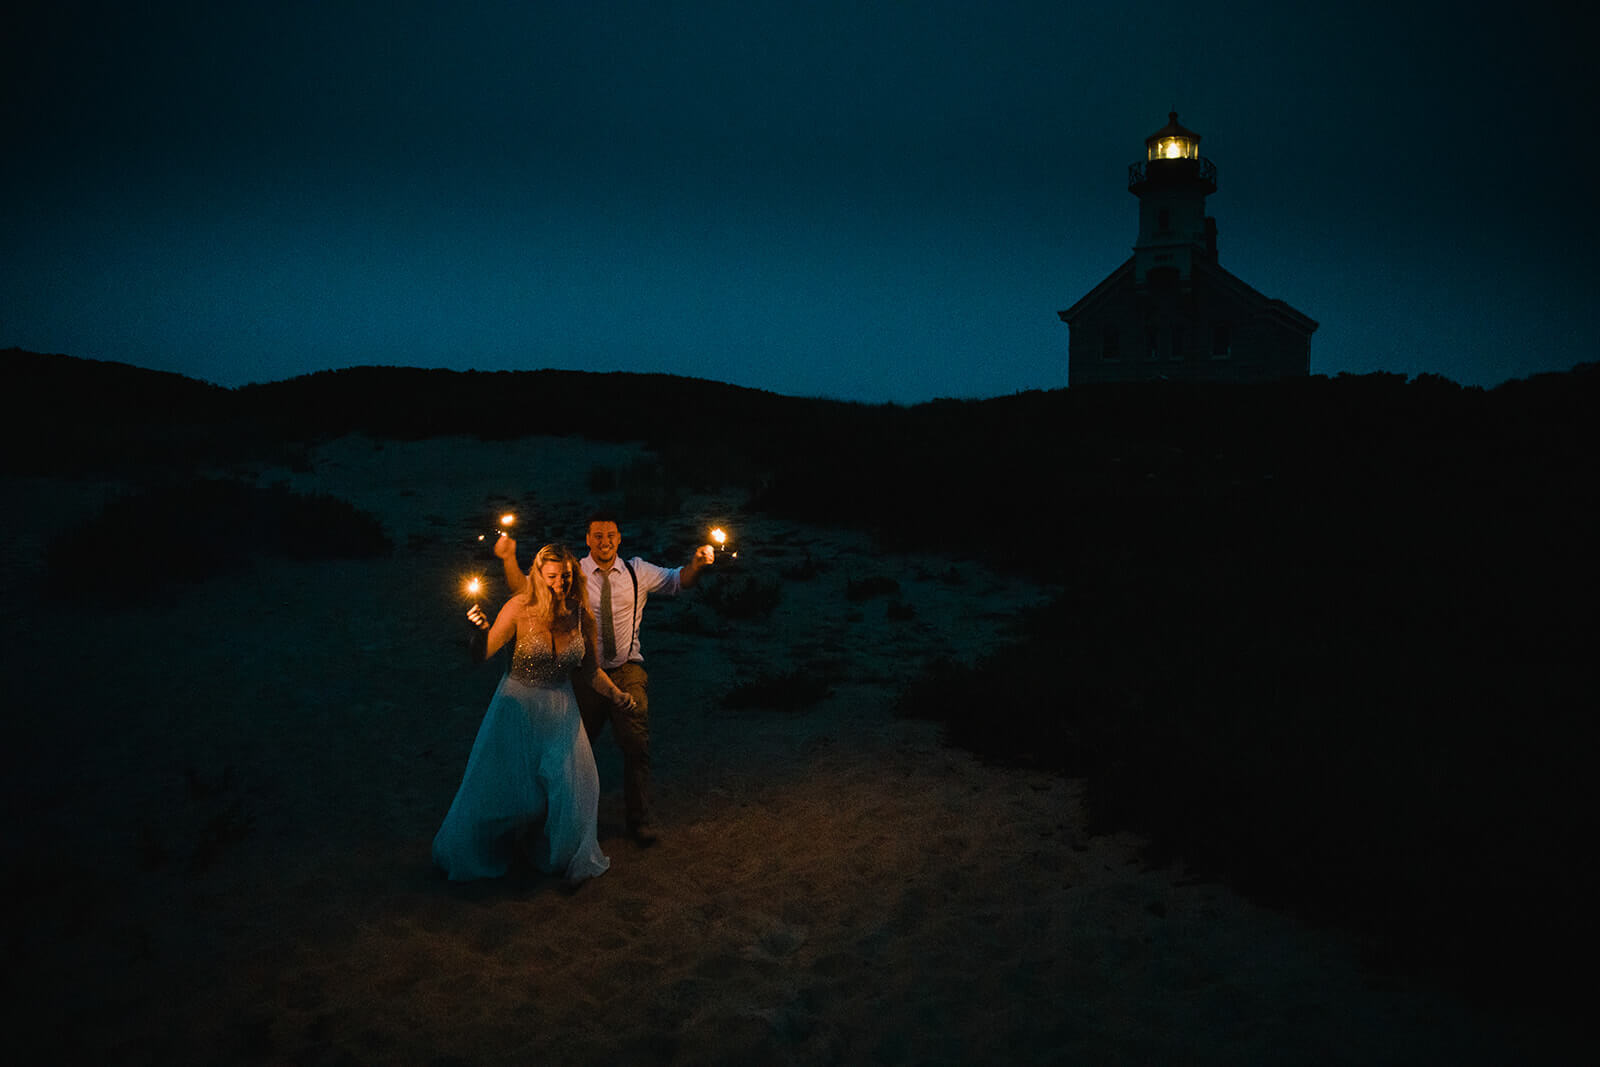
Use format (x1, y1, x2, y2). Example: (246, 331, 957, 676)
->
(620, 559, 640, 661)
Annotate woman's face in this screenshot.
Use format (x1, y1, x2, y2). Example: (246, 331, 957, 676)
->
(538, 561, 571, 600)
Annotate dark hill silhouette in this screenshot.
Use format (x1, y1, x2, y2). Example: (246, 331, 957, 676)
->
(7, 347, 1599, 1017)
(2, 348, 234, 474)
(1, 348, 228, 417)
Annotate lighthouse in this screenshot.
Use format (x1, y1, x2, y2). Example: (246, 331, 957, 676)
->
(1130, 112, 1216, 286)
(1059, 113, 1316, 385)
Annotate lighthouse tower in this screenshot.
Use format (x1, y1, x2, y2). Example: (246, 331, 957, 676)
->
(1058, 113, 1316, 385)
(1129, 112, 1217, 286)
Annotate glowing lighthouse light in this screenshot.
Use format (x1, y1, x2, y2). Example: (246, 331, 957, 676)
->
(1145, 113, 1200, 162)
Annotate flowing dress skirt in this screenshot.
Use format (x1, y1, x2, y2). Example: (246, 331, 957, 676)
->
(432, 673, 609, 883)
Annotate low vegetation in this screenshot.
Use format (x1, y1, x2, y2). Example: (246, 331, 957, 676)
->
(45, 478, 392, 600)
(11, 347, 1596, 1015)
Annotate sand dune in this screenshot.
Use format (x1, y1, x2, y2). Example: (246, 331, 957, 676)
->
(1, 434, 1576, 1063)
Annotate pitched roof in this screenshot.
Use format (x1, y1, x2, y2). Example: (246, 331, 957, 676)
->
(1057, 257, 1133, 323)
(1058, 256, 1316, 335)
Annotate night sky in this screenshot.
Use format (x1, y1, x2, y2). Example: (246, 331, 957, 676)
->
(4, 2, 1592, 403)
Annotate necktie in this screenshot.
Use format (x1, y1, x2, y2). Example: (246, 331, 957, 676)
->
(598, 569, 617, 661)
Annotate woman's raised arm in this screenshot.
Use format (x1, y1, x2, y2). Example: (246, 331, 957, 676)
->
(469, 596, 523, 662)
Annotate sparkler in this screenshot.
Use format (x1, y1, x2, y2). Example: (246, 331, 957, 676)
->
(477, 512, 518, 542)
(709, 526, 737, 559)
(465, 513, 515, 626)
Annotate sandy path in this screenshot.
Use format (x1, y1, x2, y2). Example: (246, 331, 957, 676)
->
(0, 435, 1576, 1064)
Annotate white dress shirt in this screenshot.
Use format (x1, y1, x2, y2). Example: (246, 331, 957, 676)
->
(580, 554, 682, 670)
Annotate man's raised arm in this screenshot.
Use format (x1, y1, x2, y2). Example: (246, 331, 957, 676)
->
(495, 534, 530, 595)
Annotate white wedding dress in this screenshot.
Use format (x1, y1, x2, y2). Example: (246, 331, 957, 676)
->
(432, 609, 609, 883)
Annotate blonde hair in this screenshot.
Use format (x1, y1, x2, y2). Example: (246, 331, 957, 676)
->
(529, 543, 588, 627)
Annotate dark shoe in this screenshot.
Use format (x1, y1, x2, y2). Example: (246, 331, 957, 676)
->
(628, 822, 660, 848)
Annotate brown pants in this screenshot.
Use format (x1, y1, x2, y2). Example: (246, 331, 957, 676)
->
(575, 662, 652, 827)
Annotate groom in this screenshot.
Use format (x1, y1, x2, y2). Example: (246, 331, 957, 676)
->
(498, 512, 713, 845)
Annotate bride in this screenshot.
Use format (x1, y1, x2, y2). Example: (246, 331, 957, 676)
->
(432, 543, 635, 885)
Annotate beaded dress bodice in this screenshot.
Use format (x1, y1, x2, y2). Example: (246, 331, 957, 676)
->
(509, 610, 586, 687)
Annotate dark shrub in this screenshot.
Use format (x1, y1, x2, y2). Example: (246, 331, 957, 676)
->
(722, 670, 831, 712)
(845, 575, 900, 602)
(46, 478, 392, 601)
(701, 573, 782, 620)
(587, 465, 617, 493)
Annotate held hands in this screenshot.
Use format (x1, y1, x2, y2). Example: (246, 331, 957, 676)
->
(693, 544, 716, 566)
(467, 605, 490, 630)
(493, 533, 517, 561)
(612, 690, 638, 712)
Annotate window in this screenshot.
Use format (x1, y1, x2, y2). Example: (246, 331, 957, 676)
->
(1101, 329, 1120, 361)
(1211, 323, 1232, 358)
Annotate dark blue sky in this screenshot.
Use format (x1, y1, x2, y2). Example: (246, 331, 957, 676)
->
(4, 2, 1592, 402)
